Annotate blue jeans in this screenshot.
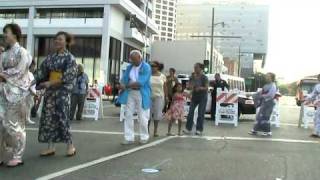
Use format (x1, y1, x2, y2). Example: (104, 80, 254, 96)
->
(186, 96, 208, 132)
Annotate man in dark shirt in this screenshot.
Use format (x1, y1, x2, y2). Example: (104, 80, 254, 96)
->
(210, 73, 229, 121)
(183, 63, 209, 136)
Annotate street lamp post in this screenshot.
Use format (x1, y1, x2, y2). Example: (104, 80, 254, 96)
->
(191, 35, 242, 75)
(210, 8, 214, 73)
(209, 8, 226, 73)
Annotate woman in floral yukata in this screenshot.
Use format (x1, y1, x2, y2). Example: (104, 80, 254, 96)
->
(0, 23, 32, 167)
(36, 31, 77, 157)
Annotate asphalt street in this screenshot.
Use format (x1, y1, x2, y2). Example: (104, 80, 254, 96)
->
(0, 96, 319, 180)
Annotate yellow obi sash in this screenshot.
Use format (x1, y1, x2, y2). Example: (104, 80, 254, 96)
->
(49, 71, 63, 82)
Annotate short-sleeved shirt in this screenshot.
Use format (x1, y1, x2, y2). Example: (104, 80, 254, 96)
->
(73, 73, 89, 95)
(151, 73, 167, 98)
(189, 74, 208, 100)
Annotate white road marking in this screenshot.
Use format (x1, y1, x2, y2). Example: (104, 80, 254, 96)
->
(36, 136, 175, 180)
(27, 128, 318, 144)
(181, 136, 319, 144)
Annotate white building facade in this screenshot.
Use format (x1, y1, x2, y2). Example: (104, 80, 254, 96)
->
(152, 0, 177, 41)
(0, 0, 158, 84)
(176, 1, 269, 78)
(151, 40, 224, 75)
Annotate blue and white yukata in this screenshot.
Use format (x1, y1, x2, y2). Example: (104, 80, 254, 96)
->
(306, 83, 320, 136)
(253, 82, 277, 133)
(35, 50, 77, 144)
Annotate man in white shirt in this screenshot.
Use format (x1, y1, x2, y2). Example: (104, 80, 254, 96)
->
(118, 50, 152, 145)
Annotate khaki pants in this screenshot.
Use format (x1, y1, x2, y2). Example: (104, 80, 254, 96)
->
(70, 94, 87, 120)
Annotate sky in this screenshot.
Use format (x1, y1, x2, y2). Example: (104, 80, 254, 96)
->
(180, 0, 320, 83)
(265, 0, 320, 83)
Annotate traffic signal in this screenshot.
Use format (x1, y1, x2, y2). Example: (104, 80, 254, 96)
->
(203, 60, 210, 74)
(129, 14, 137, 28)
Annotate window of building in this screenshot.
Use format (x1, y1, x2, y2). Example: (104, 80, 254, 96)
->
(34, 36, 102, 83)
(169, 2, 174, 6)
(168, 17, 173, 21)
(154, 36, 159, 41)
(161, 32, 166, 36)
(156, 10, 160, 14)
(155, 15, 160, 19)
(168, 28, 173, 32)
(156, 5, 161, 8)
(161, 27, 166, 31)
(167, 33, 172, 37)
(36, 8, 103, 19)
(162, 21, 166, 25)
(0, 9, 29, 19)
(161, 37, 166, 41)
(156, 0, 161, 2)
(162, 11, 167, 15)
(168, 22, 173, 26)
(85, 9, 104, 18)
(163, 0, 168, 4)
(169, 7, 174, 11)
(162, 6, 167, 10)
(168, 12, 173, 16)
(155, 20, 160, 24)
(162, 16, 167, 20)
(148, 10, 152, 18)
(108, 37, 122, 83)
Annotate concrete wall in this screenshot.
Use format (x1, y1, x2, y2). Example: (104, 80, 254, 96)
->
(110, 6, 125, 40)
(151, 40, 207, 75)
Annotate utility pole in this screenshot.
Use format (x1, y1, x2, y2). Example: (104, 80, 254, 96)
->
(210, 8, 215, 73)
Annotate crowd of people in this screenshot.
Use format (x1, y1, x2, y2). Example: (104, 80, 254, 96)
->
(0, 23, 320, 168)
(117, 50, 284, 143)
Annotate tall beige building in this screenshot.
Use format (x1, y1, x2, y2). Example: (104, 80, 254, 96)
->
(153, 0, 177, 41)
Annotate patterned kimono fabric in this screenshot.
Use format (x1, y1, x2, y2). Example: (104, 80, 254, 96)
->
(0, 43, 32, 162)
(36, 50, 77, 145)
(254, 83, 277, 133)
(307, 83, 320, 135)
